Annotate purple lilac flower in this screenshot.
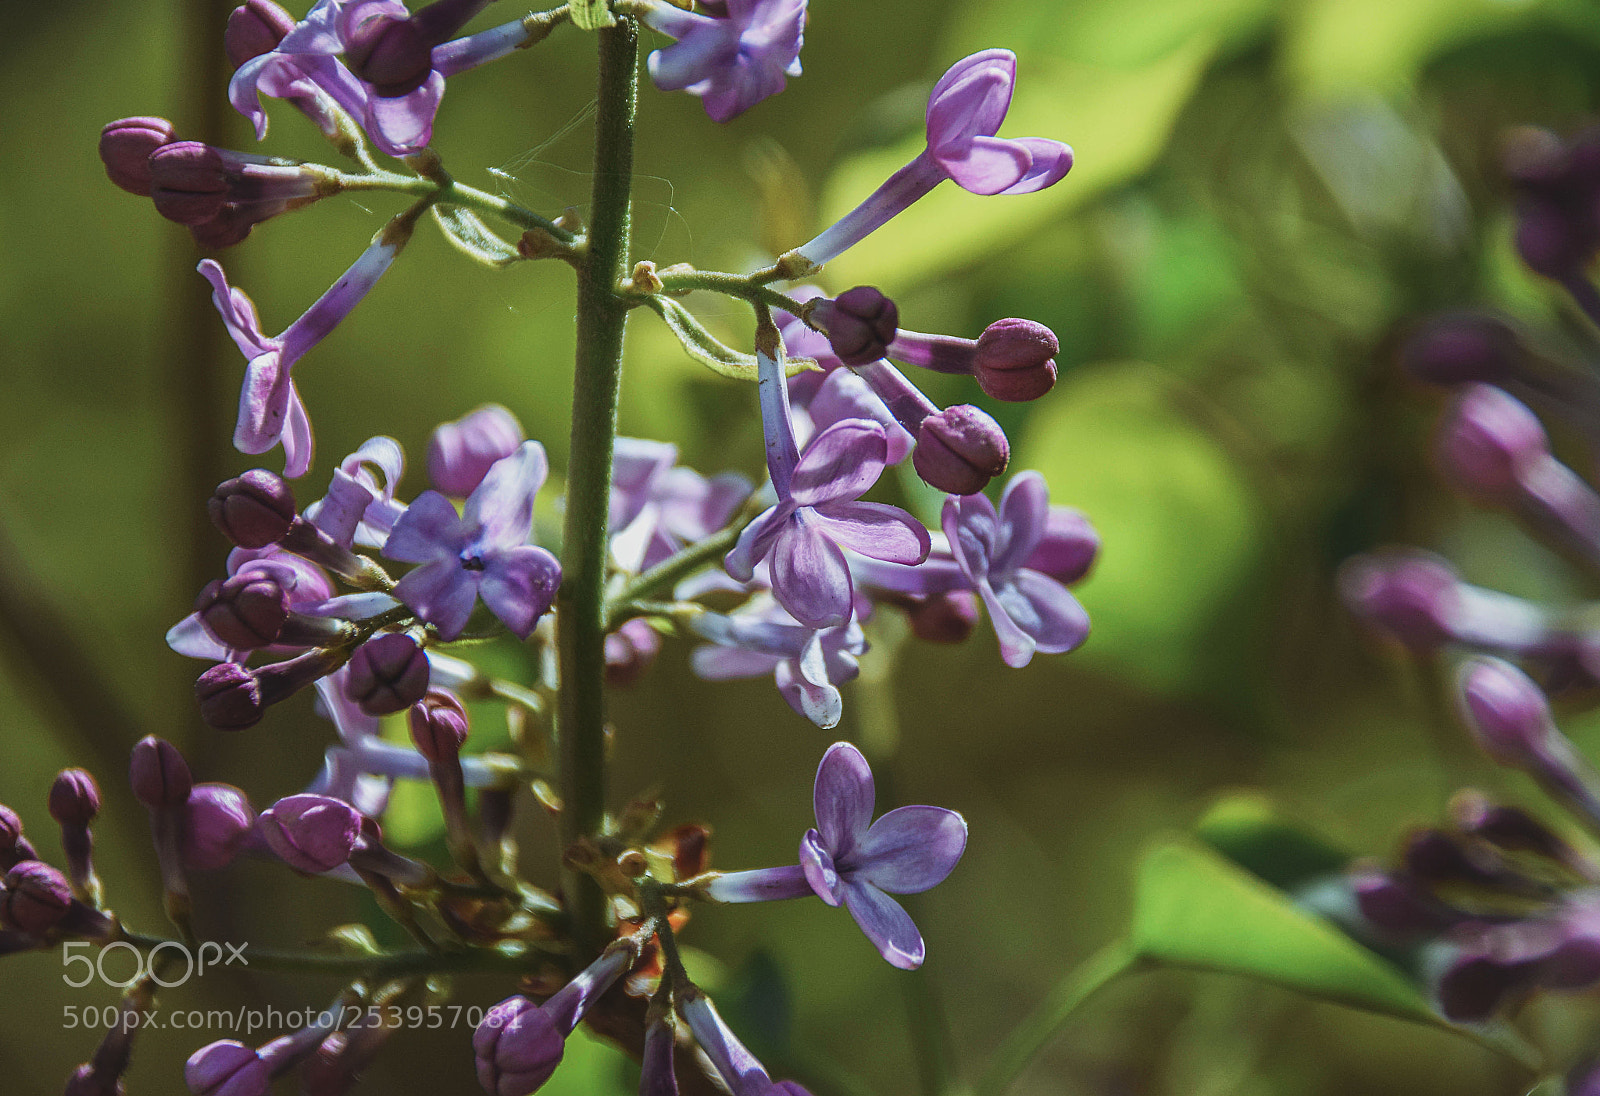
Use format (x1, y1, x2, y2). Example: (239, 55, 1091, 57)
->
(230, 0, 538, 158)
(705, 742, 967, 970)
(168, 547, 337, 661)
(788, 49, 1072, 271)
(726, 347, 929, 628)
(429, 404, 525, 497)
(610, 438, 752, 573)
(383, 441, 561, 640)
(690, 598, 867, 728)
(201, 229, 408, 478)
(183, 784, 257, 871)
(637, 0, 807, 122)
(306, 435, 408, 549)
(680, 993, 811, 1096)
(187, 1007, 341, 1096)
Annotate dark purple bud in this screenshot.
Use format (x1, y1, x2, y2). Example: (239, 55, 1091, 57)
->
(225, 0, 297, 67)
(0, 805, 24, 866)
(185, 1041, 270, 1096)
(183, 784, 256, 871)
(604, 618, 661, 688)
(149, 142, 234, 225)
(1023, 507, 1098, 584)
(99, 117, 177, 197)
(1541, 932, 1600, 990)
(1, 861, 72, 935)
(1458, 657, 1553, 768)
(1458, 801, 1584, 867)
(48, 770, 101, 828)
(1403, 830, 1507, 890)
(1401, 313, 1523, 387)
(64, 1063, 124, 1096)
(1350, 870, 1455, 937)
(973, 318, 1058, 402)
(196, 663, 265, 731)
(346, 634, 430, 716)
(907, 591, 979, 644)
(343, 13, 434, 96)
(408, 691, 470, 762)
(1436, 952, 1531, 1022)
(473, 997, 565, 1096)
(209, 470, 298, 548)
(641, 1015, 678, 1096)
(259, 795, 362, 874)
(428, 405, 525, 496)
(1514, 200, 1589, 278)
(811, 287, 899, 367)
(190, 205, 270, 251)
(913, 405, 1009, 495)
(1436, 384, 1549, 499)
(129, 736, 194, 809)
(196, 573, 291, 650)
(1338, 552, 1461, 650)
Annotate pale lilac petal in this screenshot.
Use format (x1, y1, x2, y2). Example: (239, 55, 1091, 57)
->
(977, 576, 1037, 668)
(647, 28, 736, 92)
(925, 50, 1015, 149)
(841, 881, 925, 969)
(813, 741, 873, 856)
(433, 18, 537, 78)
(314, 672, 380, 747)
(799, 828, 843, 905)
(310, 467, 376, 548)
(807, 371, 912, 464)
(392, 558, 478, 640)
(479, 545, 562, 638)
(364, 71, 444, 157)
(990, 470, 1050, 576)
(776, 659, 843, 728)
(853, 806, 967, 894)
(639, 1, 717, 42)
(234, 351, 292, 455)
(383, 491, 462, 563)
(279, 382, 314, 479)
(280, 237, 402, 360)
(942, 493, 999, 581)
(998, 137, 1073, 195)
(724, 504, 786, 582)
(691, 645, 783, 680)
(809, 501, 930, 565)
(790, 419, 887, 505)
(611, 438, 678, 529)
(167, 613, 233, 661)
(463, 441, 547, 549)
(770, 518, 853, 629)
(997, 570, 1090, 655)
(934, 134, 1032, 196)
(704, 865, 813, 903)
(198, 260, 273, 358)
(658, 469, 752, 539)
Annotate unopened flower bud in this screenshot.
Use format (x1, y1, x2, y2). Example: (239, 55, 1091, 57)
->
(1402, 313, 1523, 387)
(908, 591, 979, 644)
(49, 770, 101, 828)
(0, 805, 26, 868)
(185, 1041, 269, 1096)
(408, 691, 469, 762)
(209, 470, 297, 548)
(149, 142, 320, 227)
(196, 573, 291, 649)
(346, 634, 430, 716)
(99, 117, 177, 196)
(183, 784, 256, 871)
(428, 405, 525, 496)
(1458, 657, 1553, 768)
(474, 997, 564, 1096)
(130, 736, 194, 809)
(1436, 384, 1549, 498)
(1025, 507, 1099, 584)
(260, 795, 362, 874)
(973, 318, 1058, 402)
(64, 1063, 124, 1096)
(1436, 951, 1530, 1022)
(913, 405, 1009, 495)
(196, 663, 265, 731)
(1350, 869, 1454, 937)
(1338, 552, 1461, 650)
(1, 860, 72, 935)
(604, 618, 661, 687)
(225, 0, 296, 67)
(811, 287, 899, 367)
(343, 13, 434, 96)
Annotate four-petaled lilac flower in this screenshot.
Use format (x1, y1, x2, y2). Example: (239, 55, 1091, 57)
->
(705, 742, 967, 970)
(691, 598, 867, 729)
(639, 0, 807, 123)
(383, 441, 561, 640)
(944, 472, 1090, 668)
(610, 438, 752, 573)
(200, 229, 405, 479)
(787, 49, 1072, 271)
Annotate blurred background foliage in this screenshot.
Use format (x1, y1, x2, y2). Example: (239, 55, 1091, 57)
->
(6, 0, 1600, 1092)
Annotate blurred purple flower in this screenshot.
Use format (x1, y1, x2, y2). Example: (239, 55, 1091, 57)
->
(691, 598, 866, 728)
(638, 0, 807, 122)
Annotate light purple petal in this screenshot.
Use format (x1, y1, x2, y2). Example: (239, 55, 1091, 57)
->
(280, 382, 314, 479)
(364, 71, 444, 157)
(841, 881, 926, 970)
(977, 576, 1037, 668)
(703, 865, 813, 903)
(998, 137, 1073, 195)
(463, 441, 547, 549)
(383, 490, 462, 563)
(799, 828, 843, 905)
(934, 134, 1032, 196)
(853, 806, 967, 894)
(724, 504, 788, 582)
(392, 558, 478, 640)
(925, 49, 1015, 149)
(770, 517, 853, 629)
(198, 260, 274, 358)
(233, 351, 292, 455)
(776, 658, 843, 728)
(647, 27, 736, 91)
(479, 545, 562, 638)
(809, 501, 930, 565)
(790, 419, 887, 506)
(310, 468, 376, 548)
(991, 470, 1050, 576)
(691, 644, 784, 680)
(167, 613, 233, 661)
(996, 570, 1090, 655)
(942, 492, 999, 581)
(611, 437, 678, 529)
(813, 741, 873, 857)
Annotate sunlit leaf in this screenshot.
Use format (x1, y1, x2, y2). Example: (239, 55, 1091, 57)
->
(570, 0, 616, 31)
(432, 205, 521, 267)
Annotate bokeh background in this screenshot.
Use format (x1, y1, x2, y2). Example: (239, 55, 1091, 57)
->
(6, 0, 1600, 1092)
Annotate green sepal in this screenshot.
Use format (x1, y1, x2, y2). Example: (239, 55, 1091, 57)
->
(570, 0, 616, 31)
(432, 205, 521, 267)
(643, 296, 817, 381)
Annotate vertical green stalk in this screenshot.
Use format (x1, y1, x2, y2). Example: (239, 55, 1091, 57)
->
(557, 16, 639, 957)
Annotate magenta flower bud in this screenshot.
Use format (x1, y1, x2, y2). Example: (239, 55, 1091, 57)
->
(1458, 657, 1553, 767)
(407, 691, 470, 762)
(973, 318, 1058, 402)
(190, 205, 272, 250)
(1514, 201, 1586, 278)
(640, 1015, 678, 1096)
(428, 405, 525, 496)
(195, 573, 291, 649)
(1338, 552, 1461, 650)
(196, 663, 265, 731)
(0, 805, 26, 868)
(1401, 313, 1522, 386)
(907, 591, 979, 644)
(1350, 870, 1455, 937)
(259, 794, 362, 874)
(604, 618, 662, 688)
(1, 860, 72, 935)
(183, 784, 256, 871)
(225, 0, 297, 68)
(185, 1041, 270, 1096)
(474, 997, 564, 1096)
(346, 634, 430, 716)
(99, 117, 177, 197)
(49, 770, 101, 829)
(149, 142, 320, 227)
(209, 470, 298, 548)
(1436, 384, 1549, 499)
(913, 405, 1009, 495)
(1024, 507, 1099, 584)
(343, 14, 434, 97)
(130, 736, 194, 809)
(811, 287, 899, 367)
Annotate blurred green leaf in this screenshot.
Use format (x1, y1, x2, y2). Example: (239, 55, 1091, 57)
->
(1196, 793, 1350, 891)
(540, 1027, 632, 1096)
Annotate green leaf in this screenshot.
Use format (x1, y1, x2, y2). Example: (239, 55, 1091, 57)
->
(570, 0, 616, 31)
(432, 205, 521, 267)
(1195, 793, 1350, 891)
(643, 296, 816, 382)
(1130, 840, 1437, 1024)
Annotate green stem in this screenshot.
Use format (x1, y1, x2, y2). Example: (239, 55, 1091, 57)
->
(556, 16, 639, 960)
(652, 270, 810, 317)
(602, 505, 760, 627)
(334, 171, 573, 240)
(974, 939, 1142, 1096)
